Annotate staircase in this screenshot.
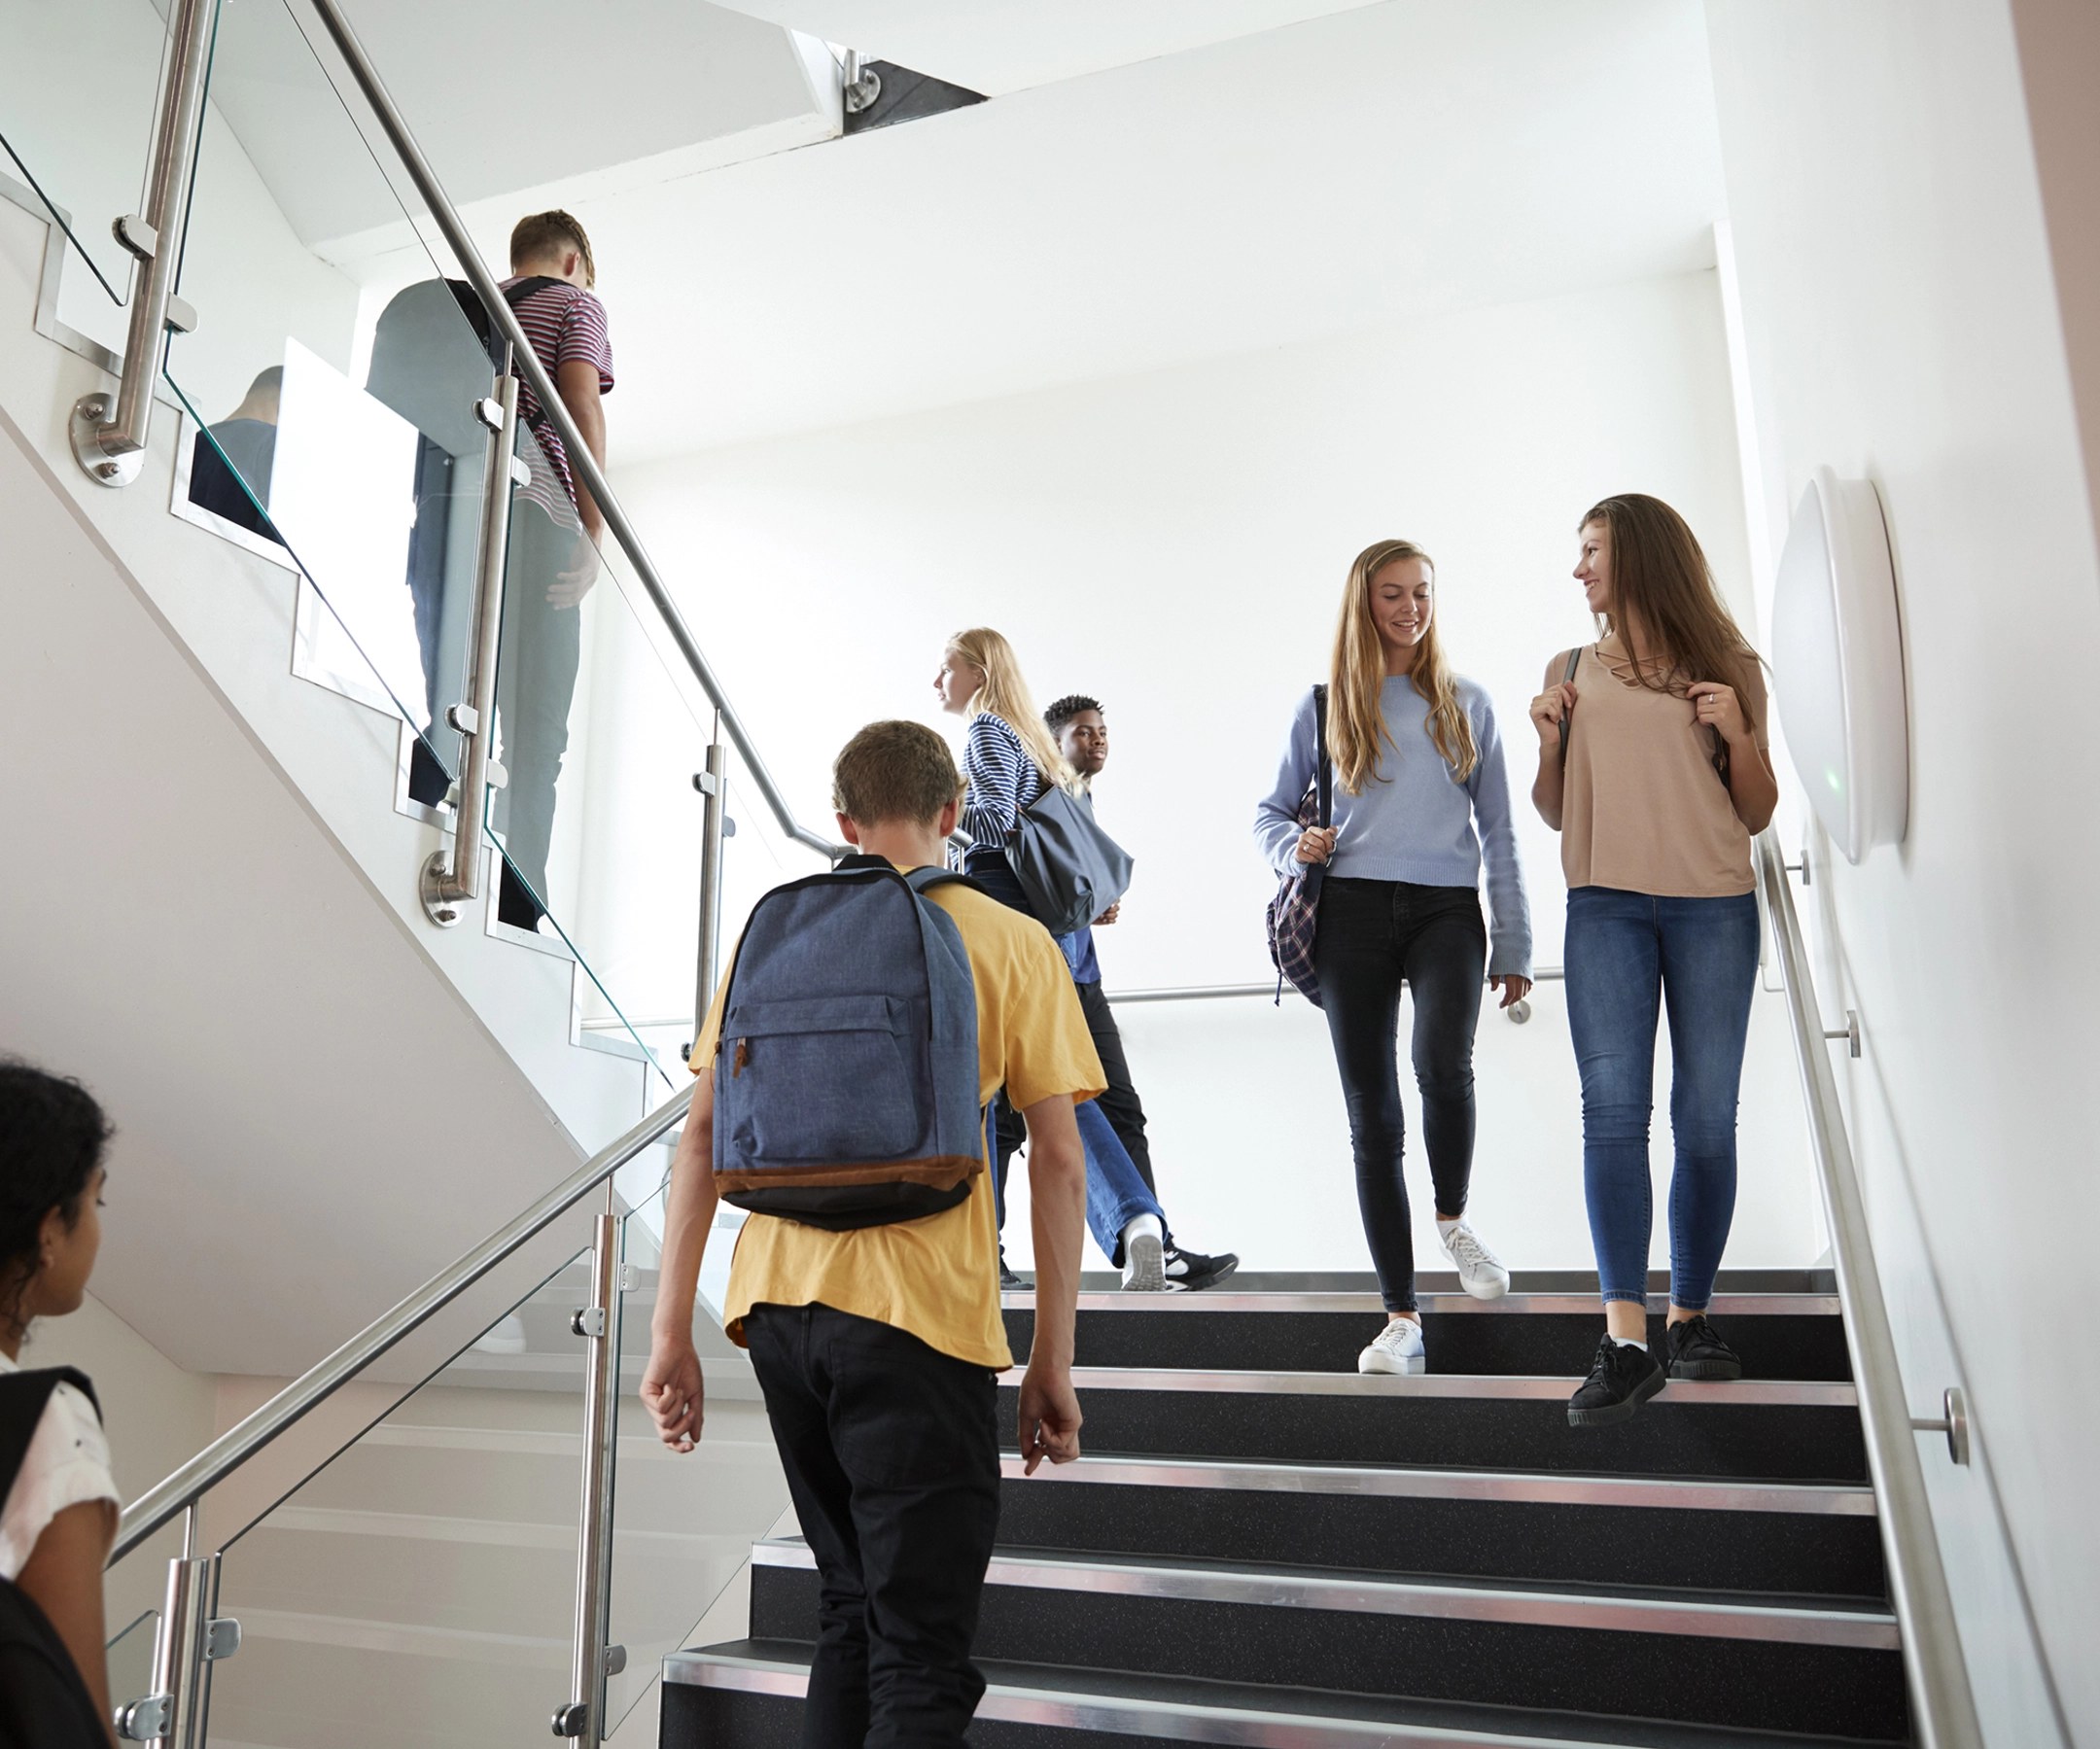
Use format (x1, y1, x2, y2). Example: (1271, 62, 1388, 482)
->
(199, 1259, 788, 1749)
(661, 1272, 1907, 1748)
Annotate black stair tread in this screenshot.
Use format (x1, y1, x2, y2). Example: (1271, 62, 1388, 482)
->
(667, 1638, 1903, 1748)
(1027, 1366, 1854, 1399)
(995, 1449, 1877, 1508)
(754, 1535, 1896, 1622)
(1012, 1291, 1841, 1314)
(1006, 1378, 1869, 1480)
(1061, 1269, 1839, 1295)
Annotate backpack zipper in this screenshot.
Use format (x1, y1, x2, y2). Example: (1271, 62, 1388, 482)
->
(733, 1038, 749, 1077)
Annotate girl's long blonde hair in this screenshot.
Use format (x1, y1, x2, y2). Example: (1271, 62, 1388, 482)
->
(947, 627, 1072, 788)
(1328, 540, 1478, 793)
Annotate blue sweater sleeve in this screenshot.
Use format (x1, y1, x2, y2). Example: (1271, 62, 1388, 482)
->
(1463, 689, 1533, 980)
(1252, 689, 1320, 877)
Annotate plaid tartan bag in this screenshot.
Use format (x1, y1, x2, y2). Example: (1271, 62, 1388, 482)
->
(1265, 682, 1332, 1006)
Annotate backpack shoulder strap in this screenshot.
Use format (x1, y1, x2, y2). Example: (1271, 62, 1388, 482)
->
(1557, 647, 1585, 769)
(0, 1368, 97, 1503)
(1312, 683, 1332, 829)
(502, 274, 564, 307)
(904, 867, 990, 901)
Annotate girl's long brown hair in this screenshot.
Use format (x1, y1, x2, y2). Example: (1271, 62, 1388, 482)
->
(1580, 495, 1761, 728)
(1328, 540, 1478, 793)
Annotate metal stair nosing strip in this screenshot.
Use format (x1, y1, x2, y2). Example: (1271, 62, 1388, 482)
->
(1001, 1368, 1857, 1405)
(749, 1539, 1898, 1651)
(990, 1452, 1878, 1516)
(1013, 1293, 1842, 1317)
(664, 1646, 1862, 1749)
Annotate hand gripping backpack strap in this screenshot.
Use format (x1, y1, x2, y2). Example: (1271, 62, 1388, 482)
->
(1557, 646, 1582, 768)
(1313, 682, 1332, 828)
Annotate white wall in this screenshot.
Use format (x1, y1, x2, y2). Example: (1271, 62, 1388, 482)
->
(1707, 2, 2097, 1741)
(605, 270, 1821, 1275)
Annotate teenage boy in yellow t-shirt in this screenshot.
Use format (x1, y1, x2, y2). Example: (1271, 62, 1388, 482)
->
(642, 719, 1095, 1748)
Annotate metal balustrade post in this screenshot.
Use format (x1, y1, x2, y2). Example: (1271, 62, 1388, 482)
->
(71, 0, 216, 489)
(554, 1197, 621, 1740)
(694, 723, 728, 1030)
(421, 366, 521, 926)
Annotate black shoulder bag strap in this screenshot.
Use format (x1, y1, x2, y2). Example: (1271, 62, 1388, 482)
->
(1312, 683, 1332, 828)
(1557, 647, 1583, 768)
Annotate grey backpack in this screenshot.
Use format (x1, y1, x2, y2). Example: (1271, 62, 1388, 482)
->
(714, 857, 989, 1229)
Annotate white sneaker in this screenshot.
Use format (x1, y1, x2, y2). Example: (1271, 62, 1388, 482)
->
(1440, 1220, 1510, 1300)
(1121, 1229, 1166, 1292)
(1357, 1317, 1426, 1376)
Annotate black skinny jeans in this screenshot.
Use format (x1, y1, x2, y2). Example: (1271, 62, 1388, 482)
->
(1312, 878, 1487, 1313)
(745, 1303, 1001, 1748)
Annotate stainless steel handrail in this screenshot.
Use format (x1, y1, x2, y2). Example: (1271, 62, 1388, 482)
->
(1755, 831, 1982, 1749)
(110, 1088, 689, 1562)
(301, 0, 841, 861)
(1103, 968, 1565, 1004)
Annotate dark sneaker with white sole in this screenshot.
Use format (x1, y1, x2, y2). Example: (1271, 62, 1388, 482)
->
(1664, 1313, 1742, 1380)
(1567, 1334, 1666, 1428)
(1164, 1246, 1240, 1293)
(998, 1255, 1027, 1293)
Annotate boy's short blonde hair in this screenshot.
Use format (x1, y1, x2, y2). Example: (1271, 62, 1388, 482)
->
(832, 721, 965, 827)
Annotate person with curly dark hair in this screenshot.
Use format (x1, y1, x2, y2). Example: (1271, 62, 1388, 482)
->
(0, 1061, 119, 1747)
(1042, 693, 1239, 1293)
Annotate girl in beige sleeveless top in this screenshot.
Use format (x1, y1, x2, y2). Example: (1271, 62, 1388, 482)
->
(1527, 495, 1778, 1430)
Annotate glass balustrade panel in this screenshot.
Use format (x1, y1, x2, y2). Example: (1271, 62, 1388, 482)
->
(0, 0, 171, 357)
(601, 1178, 789, 1740)
(103, 1601, 160, 1722)
(480, 417, 776, 1093)
(164, 0, 504, 813)
(148, 0, 687, 1086)
(198, 1235, 606, 1749)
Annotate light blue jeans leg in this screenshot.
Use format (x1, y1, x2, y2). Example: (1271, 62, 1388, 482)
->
(1077, 1099, 1166, 1267)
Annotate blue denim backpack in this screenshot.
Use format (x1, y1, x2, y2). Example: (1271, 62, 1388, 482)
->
(713, 856, 988, 1229)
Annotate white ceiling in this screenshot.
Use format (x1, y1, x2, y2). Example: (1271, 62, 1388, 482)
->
(481, 0, 1728, 459)
(704, 0, 1389, 95)
(210, 0, 828, 257)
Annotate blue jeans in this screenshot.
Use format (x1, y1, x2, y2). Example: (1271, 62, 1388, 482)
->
(1563, 887, 1759, 1312)
(963, 849, 1167, 1267)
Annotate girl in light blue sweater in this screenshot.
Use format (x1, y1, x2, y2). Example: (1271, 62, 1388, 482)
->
(1254, 541, 1532, 1375)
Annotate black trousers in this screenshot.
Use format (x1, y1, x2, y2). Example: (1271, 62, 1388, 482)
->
(744, 1303, 1001, 1748)
(1074, 980, 1155, 1192)
(966, 848, 1163, 1222)
(1312, 878, 1486, 1313)
(989, 987, 1161, 1221)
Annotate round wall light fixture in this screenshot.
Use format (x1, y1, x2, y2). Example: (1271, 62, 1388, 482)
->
(1770, 467, 1908, 862)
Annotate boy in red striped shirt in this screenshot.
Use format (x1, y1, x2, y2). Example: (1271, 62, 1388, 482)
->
(493, 211, 614, 930)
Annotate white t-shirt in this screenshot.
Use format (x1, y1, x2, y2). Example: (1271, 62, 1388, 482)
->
(0, 1351, 119, 1581)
